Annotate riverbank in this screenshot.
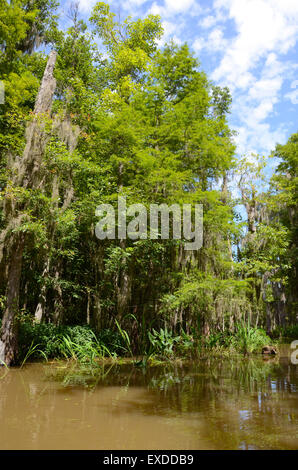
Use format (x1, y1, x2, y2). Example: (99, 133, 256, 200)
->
(1, 318, 295, 367)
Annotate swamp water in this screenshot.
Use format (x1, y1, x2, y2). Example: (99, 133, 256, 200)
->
(0, 345, 297, 450)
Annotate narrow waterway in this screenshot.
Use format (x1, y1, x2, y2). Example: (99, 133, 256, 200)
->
(0, 345, 297, 450)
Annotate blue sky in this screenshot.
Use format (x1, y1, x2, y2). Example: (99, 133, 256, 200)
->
(58, 0, 298, 161)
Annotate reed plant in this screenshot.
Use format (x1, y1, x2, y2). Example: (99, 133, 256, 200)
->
(60, 331, 114, 364)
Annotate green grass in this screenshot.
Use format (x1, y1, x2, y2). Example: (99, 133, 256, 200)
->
(60, 332, 115, 364)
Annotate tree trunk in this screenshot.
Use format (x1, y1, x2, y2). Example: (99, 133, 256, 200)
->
(266, 303, 272, 335)
(202, 317, 210, 337)
(17, 51, 57, 188)
(53, 267, 63, 325)
(35, 258, 50, 322)
(0, 51, 57, 366)
(0, 235, 25, 366)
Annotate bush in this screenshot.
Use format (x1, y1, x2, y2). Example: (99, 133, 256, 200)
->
(17, 321, 125, 363)
(148, 328, 195, 358)
(17, 323, 90, 360)
(232, 324, 272, 355)
(97, 328, 126, 355)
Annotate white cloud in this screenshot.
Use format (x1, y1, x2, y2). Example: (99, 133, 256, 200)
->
(164, 0, 195, 13)
(157, 20, 184, 46)
(207, 0, 298, 154)
(126, 0, 148, 5)
(199, 8, 225, 29)
(161, 20, 176, 36)
(121, 0, 150, 14)
(78, 0, 98, 13)
(147, 2, 163, 16)
(193, 37, 205, 52)
(212, 0, 298, 88)
(233, 122, 288, 155)
(201, 15, 217, 29)
(207, 28, 227, 51)
(285, 80, 298, 105)
(78, 0, 148, 15)
(249, 78, 282, 102)
(148, 0, 203, 18)
(193, 27, 227, 54)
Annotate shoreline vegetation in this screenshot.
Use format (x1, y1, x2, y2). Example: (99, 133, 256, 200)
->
(1, 317, 296, 369)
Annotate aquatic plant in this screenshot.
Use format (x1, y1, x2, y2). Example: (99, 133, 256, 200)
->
(115, 319, 133, 357)
(60, 332, 114, 364)
(232, 322, 272, 355)
(20, 341, 48, 368)
(148, 327, 181, 358)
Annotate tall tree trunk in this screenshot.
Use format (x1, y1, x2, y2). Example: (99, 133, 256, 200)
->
(35, 258, 50, 322)
(0, 51, 57, 366)
(266, 303, 272, 336)
(0, 235, 25, 365)
(53, 266, 63, 325)
(262, 271, 272, 335)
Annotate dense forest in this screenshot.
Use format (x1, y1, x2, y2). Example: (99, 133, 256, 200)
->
(0, 0, 297, 366)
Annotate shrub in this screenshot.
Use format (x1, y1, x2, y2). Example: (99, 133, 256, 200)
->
(17, 321, 125, 363)
(148, 328, 181, 358)
(148, 328, 195, 358)
(232, 324, 272, 355)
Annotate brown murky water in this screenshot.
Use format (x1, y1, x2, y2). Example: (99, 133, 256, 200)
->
(0, 345, 297, 450)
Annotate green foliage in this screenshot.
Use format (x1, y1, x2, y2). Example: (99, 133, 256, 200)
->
(203, 331, 230, 349)
(20, 341, 48, 368)
(0, 0, 59, 155)
(16, 321, 123, 363)
(232, 323, 272, 355)
(269, 132, 298, 310)
(97, 328, 127, 355)
(272, 325, 298, 339)
(148, 327, 195, 358)
(0, 1, 296, 366)
(18, 322, 89, 360)
(148, 327, 180, 357)
(115, 319, 133, 357)
(60, 333, 114, 363)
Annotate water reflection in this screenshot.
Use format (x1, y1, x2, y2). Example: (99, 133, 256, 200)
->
(0, 348, 297, 450)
